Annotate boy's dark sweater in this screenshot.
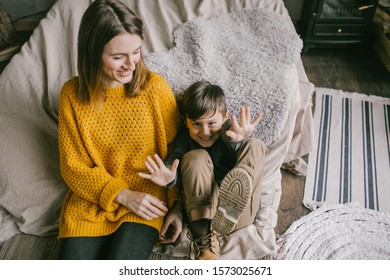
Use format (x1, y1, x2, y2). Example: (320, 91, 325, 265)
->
(165, 120, 240, 183)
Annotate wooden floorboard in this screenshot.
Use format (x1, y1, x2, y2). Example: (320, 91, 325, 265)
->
(301, 45, 390, 97)
(275, 44, 390, 236)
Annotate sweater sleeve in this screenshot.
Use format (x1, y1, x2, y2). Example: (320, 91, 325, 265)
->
(156, 75, 181, 149)
(58, 80, 126, 212)
(152, 74, 182, 206)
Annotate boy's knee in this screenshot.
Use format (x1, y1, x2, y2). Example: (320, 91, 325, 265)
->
(242, 138, 268, 155)
(180, 149, 214, 181)
(182, 149, 211, 167)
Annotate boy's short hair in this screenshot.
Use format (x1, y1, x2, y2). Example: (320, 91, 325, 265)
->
(179, 81, 227, 120)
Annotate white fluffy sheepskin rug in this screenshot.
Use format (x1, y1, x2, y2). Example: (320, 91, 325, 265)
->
(145, 8, 302, 145)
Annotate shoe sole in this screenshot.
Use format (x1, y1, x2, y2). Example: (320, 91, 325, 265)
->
(212, 167, 252, 235)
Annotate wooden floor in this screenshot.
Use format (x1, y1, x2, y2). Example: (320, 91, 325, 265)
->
(275, 44, 390, 236)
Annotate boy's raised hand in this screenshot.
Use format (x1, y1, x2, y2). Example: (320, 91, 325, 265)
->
(226, 107, 262, 142)
(138, 154, 179, 187)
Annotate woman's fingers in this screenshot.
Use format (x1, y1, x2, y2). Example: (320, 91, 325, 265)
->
(119, 190, 168, 220)
(147, 195, 168, 213)
(141, 207, 162, 220)
(138, 195, 168, 220)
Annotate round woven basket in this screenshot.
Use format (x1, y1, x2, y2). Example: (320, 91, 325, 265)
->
(276, 203, 390, 260)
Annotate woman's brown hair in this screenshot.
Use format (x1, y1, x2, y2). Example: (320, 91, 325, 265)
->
(77, 0, 150, 105)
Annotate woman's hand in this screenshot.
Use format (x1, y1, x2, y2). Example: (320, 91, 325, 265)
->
(114, 189, 168, 220)
(138, 154, 179, 187)
(159, 201, 184, 244)
(226, 107, 262, 142)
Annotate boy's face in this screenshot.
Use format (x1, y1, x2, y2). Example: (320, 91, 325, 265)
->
(185, 110, 228, 148)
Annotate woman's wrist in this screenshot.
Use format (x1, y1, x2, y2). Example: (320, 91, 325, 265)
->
(114, 188, 131, 205)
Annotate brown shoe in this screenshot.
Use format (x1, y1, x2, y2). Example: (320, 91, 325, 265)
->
(196, 244, 219, 260)
(212, 167, 252, 236)
(187, 230, 220, 260)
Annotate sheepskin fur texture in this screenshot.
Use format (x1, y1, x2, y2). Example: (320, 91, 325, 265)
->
(145, 8, 302, 145)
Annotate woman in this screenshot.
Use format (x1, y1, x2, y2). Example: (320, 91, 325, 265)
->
(57, 0, 183, 260)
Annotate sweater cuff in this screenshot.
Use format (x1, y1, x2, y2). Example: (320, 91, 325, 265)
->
(165, 174, 178, 189)
(100, 177, 128, 212)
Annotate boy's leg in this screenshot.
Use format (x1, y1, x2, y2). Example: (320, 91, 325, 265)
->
(181, 149, 219, 222)
(181, 149, 220, 260)
(234, 138, 267, 231)
(212, 138, 267, 235)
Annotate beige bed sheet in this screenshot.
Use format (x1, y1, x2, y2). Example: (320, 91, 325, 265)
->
(0, 0, 314, 259)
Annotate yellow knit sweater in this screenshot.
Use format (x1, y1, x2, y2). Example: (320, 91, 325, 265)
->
(58, 73, 181, 238)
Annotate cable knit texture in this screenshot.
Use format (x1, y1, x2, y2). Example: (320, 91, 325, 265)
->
(58, 72, 180, 238)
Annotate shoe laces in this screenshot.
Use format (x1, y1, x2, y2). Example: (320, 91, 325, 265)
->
(187, 230, 219, 259)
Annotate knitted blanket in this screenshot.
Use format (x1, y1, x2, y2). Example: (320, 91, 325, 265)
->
(145, 8, 303, 145)
(276, 203, 390, 259)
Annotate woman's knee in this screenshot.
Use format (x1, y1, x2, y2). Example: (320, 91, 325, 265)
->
(108, 223, 158, 260)
(58, 236, 106, 260)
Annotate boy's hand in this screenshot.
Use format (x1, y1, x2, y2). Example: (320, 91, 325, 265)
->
(159, 201, 184, 244)
(138, 154, 179, 187)
(226, 107, 262, 142)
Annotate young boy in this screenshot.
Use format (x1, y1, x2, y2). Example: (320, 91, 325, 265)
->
(139, 81, 267, 260)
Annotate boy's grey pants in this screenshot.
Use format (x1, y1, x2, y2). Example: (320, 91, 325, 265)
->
(180, 138, 267, 233)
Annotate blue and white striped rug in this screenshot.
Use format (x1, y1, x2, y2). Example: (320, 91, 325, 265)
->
(304, 88, 390, 214)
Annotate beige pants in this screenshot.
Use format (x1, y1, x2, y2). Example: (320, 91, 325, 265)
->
(180, 138, 267, 232)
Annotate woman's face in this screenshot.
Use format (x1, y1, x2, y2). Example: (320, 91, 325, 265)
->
(100, 33, 142, 88)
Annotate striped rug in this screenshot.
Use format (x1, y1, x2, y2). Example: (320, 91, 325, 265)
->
(304, 88, 390, 214)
